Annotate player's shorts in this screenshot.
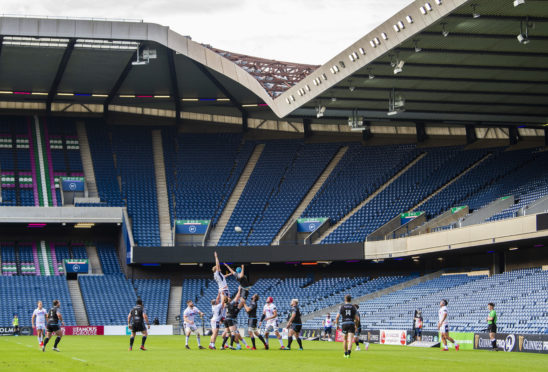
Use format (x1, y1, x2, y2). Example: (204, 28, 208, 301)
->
(46, 324, 60, 333)
(265, 321, 279, 333)
(341, 323, 356, 335)
(211, 320, 221, 330)
(290, 324, 302, 333)
(220, 288, 230, 297)
(224, 318, 235, 328)
(184, 323, 198, 333)
(488, 324, 497, 333)
(324, 326, 332, 334)
(248, 318, 258, 331)
(36, 323, 46, 331)
(131, 322, 146, 333)
(440, 324, 449, 334)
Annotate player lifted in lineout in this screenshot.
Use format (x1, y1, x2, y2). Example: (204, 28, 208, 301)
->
(32, 300, 47, 348)
(259, 296, 285, 350)
(224, 263, 251, 300)
(213, 251, 232, 300)
(183, 300, 205, 349)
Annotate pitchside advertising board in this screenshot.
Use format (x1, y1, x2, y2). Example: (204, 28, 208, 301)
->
(296, 218, 327, 232)
(175, 220, 210, 235)
(474, 333, 548, 354)
(63, 259, 89, 274)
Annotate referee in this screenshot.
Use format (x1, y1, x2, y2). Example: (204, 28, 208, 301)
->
(487, 302, 497, 351)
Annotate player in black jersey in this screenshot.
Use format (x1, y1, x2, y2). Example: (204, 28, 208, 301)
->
(242, 294, 268, 350)
(335, 295, 359, 358)
(224, 263, 251, 300)
(221, 287, 243, 349)
(285, 299, 303, 350)
(42, 300, 65, 352)
(127, 299, 150, 351)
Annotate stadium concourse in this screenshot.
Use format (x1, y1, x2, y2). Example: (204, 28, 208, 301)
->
(0, 0, 548, 362)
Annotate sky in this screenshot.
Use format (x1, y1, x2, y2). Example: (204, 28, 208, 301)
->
(1, 0, 413, 65)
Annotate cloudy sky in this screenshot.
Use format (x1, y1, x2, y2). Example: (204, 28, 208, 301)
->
(2, 0, 412, 65)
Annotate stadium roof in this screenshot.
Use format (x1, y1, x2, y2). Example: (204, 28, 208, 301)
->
(0, 0, 547, 130)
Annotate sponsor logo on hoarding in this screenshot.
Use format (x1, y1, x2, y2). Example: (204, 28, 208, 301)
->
(505, 334, 515, 352)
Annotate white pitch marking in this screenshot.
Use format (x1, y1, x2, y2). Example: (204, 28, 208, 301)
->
(72, 357, 87, 363)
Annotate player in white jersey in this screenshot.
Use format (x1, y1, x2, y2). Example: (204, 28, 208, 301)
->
(32, 300, 47, 347)
(209, 293, 225, 349)
(212, 251, 231, 299)
(438, 299, 459, 351)
(183, 300, 205, 349)
(259, 297, 285, 349)
(323, 313, 333, 341)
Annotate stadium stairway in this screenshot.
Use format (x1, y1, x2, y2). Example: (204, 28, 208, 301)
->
(85, 245, 103, 275)
(208, 143, 265, 246)
(273, 145, 348, 245)
(301, 270, 443, 323)
(68, 279, 89, 326)
(76, 121, 98, 197)
(152, 130, 172, 246)
(314, 152, 427, 244)
(167, 285, 182, 325)
(409, 152, 492, 213)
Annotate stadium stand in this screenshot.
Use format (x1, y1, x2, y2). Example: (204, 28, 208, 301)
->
(111, 126, 160, 246)
(0, 275, 77, 326)
(304, 268, 548, 334)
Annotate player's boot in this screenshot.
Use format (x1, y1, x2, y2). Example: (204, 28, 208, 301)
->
(52, 348, 60, 352)
(246, 345, 251, 349)
(140, 346, 147, 351)
(455, 344, 460, 351)
(236, 344, 242, 350)
(280, 345, 286, 350)
(208, 345, 216, 350)
(42, 345, 45, 352)
(356, 346, 361, 351)
(265, 343, 269, 350)
(252, 347, 257, 350)
(199, 346, 206, 349)
(185, 345, 190, 350)
(129, 347, 132, 351)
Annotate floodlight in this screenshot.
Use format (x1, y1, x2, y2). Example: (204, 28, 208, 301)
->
(316, 104, 326, 118)
(517, 33, 530, 44)
(393, 60, 405, 75)
(517, 17, 532, 44)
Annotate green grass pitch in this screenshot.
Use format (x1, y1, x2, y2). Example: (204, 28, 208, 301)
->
(0, 336, 545, 372)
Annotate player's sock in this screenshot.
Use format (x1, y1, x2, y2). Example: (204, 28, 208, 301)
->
(54, 337, 61, 348)
(185, 336, 189, 346)
(344, 351, 348, 356)
(130, 337, 135, 348)
(142, 336, 147, 347)
(258, 335, 267, 346)
(287, 337, 293, 349)
(197, 334, 201, 347)
(355, 339, 360, 347)
(491, 339, 496, 349)
(297, 337, 303, 349)
(278, 337, 284, 347)
(251, 337, 256, 348)
(230, 335, 235, 346)
(43, 337, 50, 347)
(348, 350, 351, 356)
(37, 336, 41, 343)
(241, 338, 248, 347)
(222, 336, 228, 348)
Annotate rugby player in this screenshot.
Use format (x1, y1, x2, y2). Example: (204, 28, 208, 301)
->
(353, 304, 368, 351)
(213, 251, 231, 299)
(242, 294, 268, 350)
(209, 293, 224, 349)
(438, 299, 459, 351)
(221, 287, 242, 350)
(42, 300, 65, 352)
(224, 263, 251, 300)
(183, 300, 205, 349)
(413, 309, 423, 342)
(285, 299, 303, 350)
(487, 302, 498, 351)
(322, 313, 333, 341)
(127, 298, 150, 351)
(259, 296, 285, 349)
(335, 295, 359, 358)
(31, 300, 47, 347)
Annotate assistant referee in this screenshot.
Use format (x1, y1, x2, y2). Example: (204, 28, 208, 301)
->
(487, 302, 497, 351)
